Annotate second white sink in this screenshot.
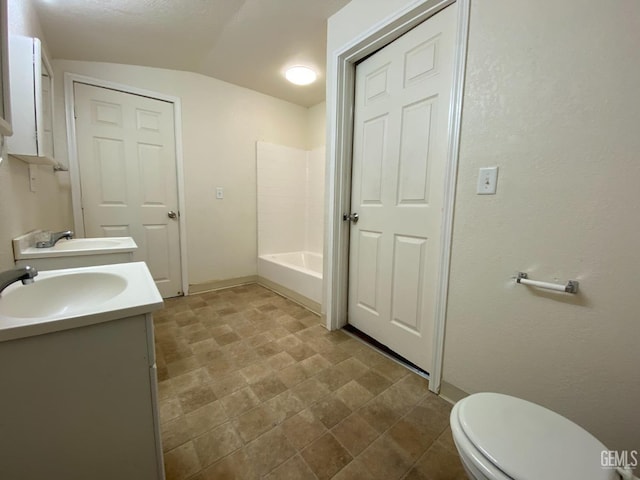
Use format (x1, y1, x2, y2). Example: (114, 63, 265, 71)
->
(52, 239, 122, 251)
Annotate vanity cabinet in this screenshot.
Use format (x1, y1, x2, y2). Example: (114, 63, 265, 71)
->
(0, 314, 164, 480)
(6, 35, 55, 165)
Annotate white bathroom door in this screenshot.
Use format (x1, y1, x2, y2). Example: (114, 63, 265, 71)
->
(347, 4, 457, 372)
(74, 82, 182, 298)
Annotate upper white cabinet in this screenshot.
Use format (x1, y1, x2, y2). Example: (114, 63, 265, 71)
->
(7, 36, 55, 165)
(0, 0, 12, 138)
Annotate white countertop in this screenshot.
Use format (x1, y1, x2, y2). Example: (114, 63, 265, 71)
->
(0, 262, 163, 342)
(14, 237, 138, 260)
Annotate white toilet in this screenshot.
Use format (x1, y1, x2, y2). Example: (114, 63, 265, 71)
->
(450, 392, 620, 480)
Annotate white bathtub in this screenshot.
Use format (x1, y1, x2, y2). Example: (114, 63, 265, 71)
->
(257, 251, 323, 310)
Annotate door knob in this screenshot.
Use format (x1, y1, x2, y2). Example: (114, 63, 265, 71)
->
(168, 211, 177, 219)
(343, 212, 359, 223)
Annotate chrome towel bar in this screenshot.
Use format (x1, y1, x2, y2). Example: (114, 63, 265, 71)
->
(516, 272, 579, 294)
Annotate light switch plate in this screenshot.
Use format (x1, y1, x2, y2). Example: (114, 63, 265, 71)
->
(477, 167, 498, 195)
(216, 187, 224, 199)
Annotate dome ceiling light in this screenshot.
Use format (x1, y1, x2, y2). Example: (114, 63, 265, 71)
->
(285, 66, 317, 86)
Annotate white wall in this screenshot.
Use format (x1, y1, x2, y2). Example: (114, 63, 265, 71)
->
(257, 142, 307, 255)
(307, 101, 326, 150)
(0, 0, 71, 271)
(306, 146, 325, 254)
(327, 0, 640, 453)
(52, 60, 310, 287)
(257, 142, 325, 256)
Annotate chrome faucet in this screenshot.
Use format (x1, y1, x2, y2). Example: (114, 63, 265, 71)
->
(0, 266, 38, 294)
(36, 230, 74, 248)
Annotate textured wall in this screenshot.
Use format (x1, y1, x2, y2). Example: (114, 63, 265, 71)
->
(52, 60, 310, 287)
(443, 0, 640, 453)
(0, 0, 71, 272)
(327, 0, 640, 453)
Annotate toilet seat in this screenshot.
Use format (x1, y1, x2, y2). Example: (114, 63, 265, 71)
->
(451, 393, 617, 480)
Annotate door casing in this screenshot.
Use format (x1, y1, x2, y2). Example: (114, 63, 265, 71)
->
(64, 73, 189, 296)
(324, 0, 470, 393)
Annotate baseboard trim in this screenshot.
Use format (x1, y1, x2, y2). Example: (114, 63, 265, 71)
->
(439, 380, 469, 405)
(257, 277, 321, 314)
(189, 275, 258, 294)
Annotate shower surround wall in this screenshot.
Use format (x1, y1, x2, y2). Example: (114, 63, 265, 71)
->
(256, 142, 325, 311)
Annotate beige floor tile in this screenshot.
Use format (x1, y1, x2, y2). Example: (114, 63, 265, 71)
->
(387, 418, 439, 462)
(201, 447, 258, 480)
(232, 403, 283, 443)
(155, 286, 466, 480)
(266, 390, 306, 420)
(371, 357, 411, 382)
(274, 334, 303, 350)
(160, 397, 184, 424)
(407, 441, 467, 480)
(334, 357, 368, 379)
(356, 370, 393, 396)
(358, 434, 413, 480)
(193, 422, 243, 468)
(281, 408, 328, 450)
(161, 416, 192, 452)
(299, 353, 333, 375)
(286, 343, 317, 362)
(209, 371, 247, 398)
(309, 394, 352, 428)
(331, 412, 379, 456)
(301, 433, 353, 480)
(185, 400, 229, 438)
(315, 365, 355, 391)
(276, 363, 310, 388)
(267, 351, 297, 370)
(335, 380, 374, 411)
(291, 377, 332, 407)
(220, 386, 261, 418)
(244, 427, 297, 476)
(178, 384, 217, 414)
(167, 356, 200, 378)
(164, 441, 202, 480)
(170, 368, 212, 394)
(239, 361, 273, 384)
(250, 374, 288, 402)
(332, 457, 374, 480)
(359, 395, 402, 433)
(264, 454, 316, 480)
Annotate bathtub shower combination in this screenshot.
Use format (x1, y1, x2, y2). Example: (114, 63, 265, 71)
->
(257, 252, 322, 310)
(256, 142, 325, 312)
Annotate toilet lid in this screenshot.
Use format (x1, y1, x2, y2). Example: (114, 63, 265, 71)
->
(457, 393, 616, 480)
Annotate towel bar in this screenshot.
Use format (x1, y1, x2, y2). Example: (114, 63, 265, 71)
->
(516, 272, 579, 294)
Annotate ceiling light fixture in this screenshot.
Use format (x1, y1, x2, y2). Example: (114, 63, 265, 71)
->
(285, 66, 317, 86)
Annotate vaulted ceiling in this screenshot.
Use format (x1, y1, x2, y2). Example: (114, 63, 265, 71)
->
(33, 0, 351, 107)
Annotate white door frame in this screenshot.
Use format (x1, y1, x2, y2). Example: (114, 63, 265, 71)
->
(63, 73, 190, 296)
(324, 0, 470, 394)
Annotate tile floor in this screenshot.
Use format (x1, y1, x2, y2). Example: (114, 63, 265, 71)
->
(154, 284, 466, 479)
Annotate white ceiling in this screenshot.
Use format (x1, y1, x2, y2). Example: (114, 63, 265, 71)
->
(33, 0, 351, 107)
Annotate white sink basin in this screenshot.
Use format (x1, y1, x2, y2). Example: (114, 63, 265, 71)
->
(52, 239, 122, 251)
(13, 235, 138, 260)
(0, 271, 128, 318)
(0, 262, 163, 343)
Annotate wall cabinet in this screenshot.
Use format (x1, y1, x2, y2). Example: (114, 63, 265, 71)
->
(0, 0, 12, 138)
(7, 36, 55, 165)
